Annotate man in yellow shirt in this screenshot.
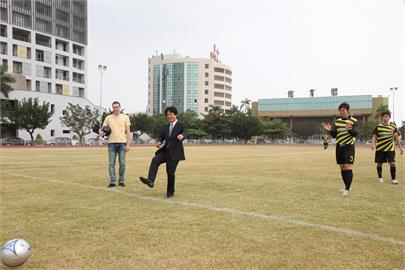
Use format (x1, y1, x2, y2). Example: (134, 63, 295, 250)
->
(99, 101, 131, 187)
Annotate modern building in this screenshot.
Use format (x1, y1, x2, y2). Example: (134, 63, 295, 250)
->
(252, 95, 388, 129)
(0, 0, 96, 140)
(147, 51, 233, 117)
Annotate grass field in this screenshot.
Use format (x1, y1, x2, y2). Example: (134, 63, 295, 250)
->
(0, 145, 404, 270)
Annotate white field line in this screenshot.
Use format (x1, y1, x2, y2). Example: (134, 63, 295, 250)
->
(2, 171, 405, 246)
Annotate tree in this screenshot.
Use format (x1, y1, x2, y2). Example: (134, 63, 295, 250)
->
(263, 119, 288, 139)
(292, 119, 321, 139)
(229, 110, 263, 141)
(375, 104, 389, 119)
(0, 65, 15, 98)
(92, 110, 110, 134)
(60, 103, 99, 144)
(240, 98, 252, 115)
(35, 134, 44, 145)
(358, 120, 378, 142)
(201, 105, 231, 140)
(188, 128, 208, 139)
(4, 98, 52, 141)
(177, 110, 201, 129)
(129, 113, 154, 135)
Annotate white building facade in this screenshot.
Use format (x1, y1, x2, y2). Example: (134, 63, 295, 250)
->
(0, 0, 97, 141)
(147, 52, 233, 117)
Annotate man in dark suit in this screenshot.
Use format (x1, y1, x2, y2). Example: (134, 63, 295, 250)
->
(139, 106, 188, 198)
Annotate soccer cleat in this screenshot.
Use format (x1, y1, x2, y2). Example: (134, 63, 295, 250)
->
(118, 182, 126, 187)
(340, 187, 352, 192)
(392, 179, 398, 185)
(108, 183, 116, 188)
(342, 189, 351, 196)
(378, 178, 384, 183)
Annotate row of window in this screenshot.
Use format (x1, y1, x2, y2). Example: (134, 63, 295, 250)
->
(3, 58, 85, 83)
(1, 25, 86, 55)
(1, 43, 85, 70)
(20, 78, 84, 97)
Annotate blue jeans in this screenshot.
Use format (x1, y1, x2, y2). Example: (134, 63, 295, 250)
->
(108, 143, 126, 183)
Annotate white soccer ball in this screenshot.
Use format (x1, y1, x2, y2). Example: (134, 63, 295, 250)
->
(1, 238, 32, 267)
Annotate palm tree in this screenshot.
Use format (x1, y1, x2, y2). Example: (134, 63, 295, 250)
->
(375, 104, 389, 119)
(0, 65, 15, 98)
(208, 105, 222, 115)
(240, 98, 251, 115)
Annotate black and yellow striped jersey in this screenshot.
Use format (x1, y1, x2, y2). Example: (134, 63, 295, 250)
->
(373, 122, 400, 152)
(330, 116, 358, 145)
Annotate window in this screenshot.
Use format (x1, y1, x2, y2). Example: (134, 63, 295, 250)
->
(72, 44, 84, 56)
(205, 89, 208, 95)
(214, 67, 224, 73)
(51, 104, 55, 114)
(56, 54, 69, 67)
(55, 84, 63, 94)
(62, 130, 70, 134)
(204, 107, 208, 112)
(12, 27, 31, 42)
(47, 82, 51, 93)
(205, 98, 208, 103)
(50, 130, 55, 137)
(36, 33, 51, 47)
(26, 79, 31, 90)
(36, 3, 52, 17)
(205, 81, 209, 86)
(55, 39, 69, 52)
(35, 81, 40, 91)
(0, 41, 6, 54)
(214, 83, 225, 89)
(205, 64, 209, 69)
(0, 24, 6, 37)
(79, 87, 85, 97)
(36, 49, 44, 62)
(13, 61, 23, 74)
(44, 67, 52, 79)
(205, 72, 209, 77)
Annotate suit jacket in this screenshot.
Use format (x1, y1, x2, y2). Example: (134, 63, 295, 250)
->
(156, 121, 188, 160)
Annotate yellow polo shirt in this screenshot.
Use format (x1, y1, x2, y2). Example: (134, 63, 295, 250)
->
(103, 113, 131, 143)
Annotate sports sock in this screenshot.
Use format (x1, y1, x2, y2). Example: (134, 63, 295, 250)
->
(390, 164, 396, 180)
(341, 170, 349, 190)
(346, 170, 353, 190)
(377, 164, 382, 178)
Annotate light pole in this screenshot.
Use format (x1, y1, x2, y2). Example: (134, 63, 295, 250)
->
(98, 64, 107, 121)
(389, 87, 398, 123)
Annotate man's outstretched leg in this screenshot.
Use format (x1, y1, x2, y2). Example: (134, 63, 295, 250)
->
(140, 152, 166, 188)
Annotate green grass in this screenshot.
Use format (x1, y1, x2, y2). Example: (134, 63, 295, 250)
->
(0, 145, 404, 269)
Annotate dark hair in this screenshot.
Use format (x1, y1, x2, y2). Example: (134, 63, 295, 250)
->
(380, 110, 391, 118)
(112, 101, 121, 106)
(165, 106, 178, 116)
(338, 102, 350, 111)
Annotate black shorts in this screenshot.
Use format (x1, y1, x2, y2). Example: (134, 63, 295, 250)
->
(375, 151, 395, 163)
(336, 144, 355, 164)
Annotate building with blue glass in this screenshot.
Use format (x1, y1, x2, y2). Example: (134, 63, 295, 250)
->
(147, 53, 232, 116)
(252, 95, 388, 128)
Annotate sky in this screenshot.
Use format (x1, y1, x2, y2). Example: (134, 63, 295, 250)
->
(87, 0, 404, 123)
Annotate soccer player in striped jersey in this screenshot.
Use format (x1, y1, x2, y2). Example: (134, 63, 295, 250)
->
(322, 103, 358, 195)
(371, 111, 403, 184)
